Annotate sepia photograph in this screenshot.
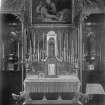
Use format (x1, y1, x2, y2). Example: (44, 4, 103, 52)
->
(0, 0, 105, 105)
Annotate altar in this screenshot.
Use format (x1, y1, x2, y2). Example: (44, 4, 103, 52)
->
(23, 75, 80, 104)
(23, 29, 81, 104)
(22, 0, 82, 104)
(24, 75, 80, 93)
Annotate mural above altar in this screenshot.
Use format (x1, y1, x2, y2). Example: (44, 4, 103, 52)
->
(31, 0, 73, 24)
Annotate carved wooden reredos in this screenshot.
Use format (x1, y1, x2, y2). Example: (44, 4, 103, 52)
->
(26, 26, 79, 76)
(28, 27, 78, 64)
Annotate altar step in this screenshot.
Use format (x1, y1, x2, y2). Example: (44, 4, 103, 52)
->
(23, 100, 82, 105)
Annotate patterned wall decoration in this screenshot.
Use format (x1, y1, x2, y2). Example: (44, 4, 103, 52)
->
(1, 0, 24, 12)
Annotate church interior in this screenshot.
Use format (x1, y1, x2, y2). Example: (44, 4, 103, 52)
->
(0, 0, 105, 105)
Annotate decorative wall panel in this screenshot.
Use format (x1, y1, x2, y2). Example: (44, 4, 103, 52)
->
(1, 0, 24, 12)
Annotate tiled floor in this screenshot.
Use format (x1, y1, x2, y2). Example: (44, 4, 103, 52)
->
(8, 95, 105, 105)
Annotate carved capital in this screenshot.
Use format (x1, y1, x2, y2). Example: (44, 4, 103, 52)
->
(16, 14, 24, 23)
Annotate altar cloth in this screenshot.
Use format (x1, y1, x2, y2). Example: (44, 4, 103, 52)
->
(24, 75, 81, 93)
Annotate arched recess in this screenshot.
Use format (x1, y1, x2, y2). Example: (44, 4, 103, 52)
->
(47, 31, 58, 57)
(83, 13, 105, 71)
(0, 13, 22, 71)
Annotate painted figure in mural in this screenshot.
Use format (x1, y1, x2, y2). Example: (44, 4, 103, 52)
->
(36, 0, 58, 21)
(36, 0, 71, 22)
(57, 9, 71, 22)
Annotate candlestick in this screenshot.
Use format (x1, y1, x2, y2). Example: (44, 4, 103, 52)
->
(38, 36, 39, 62)
(18, 41, 19, 59)
(34, 31, 36, 54)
